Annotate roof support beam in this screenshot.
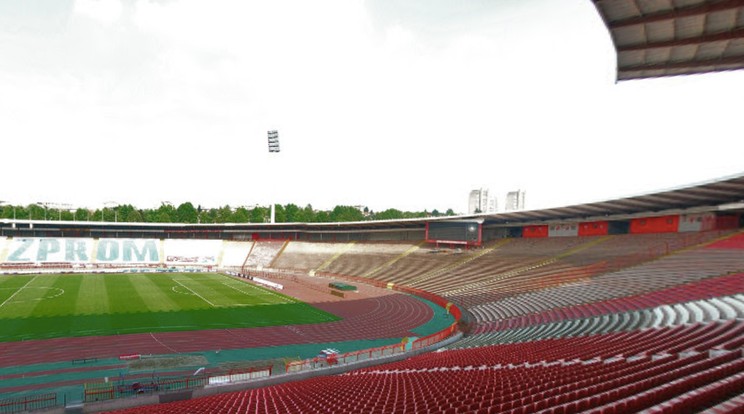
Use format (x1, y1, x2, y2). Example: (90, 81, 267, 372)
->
(618, 27, 744, 51)
(606, 0, 744, 28)
(620, 55, 744, 72)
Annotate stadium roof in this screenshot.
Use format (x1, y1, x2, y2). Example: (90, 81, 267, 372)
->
(3, 174, 744, 232)
(480, 171, 744, 224)
(592, 0, 744, 80)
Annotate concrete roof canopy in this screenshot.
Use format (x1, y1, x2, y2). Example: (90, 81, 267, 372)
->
(592, 0, 744, 80)
(478, 171, 744, 225)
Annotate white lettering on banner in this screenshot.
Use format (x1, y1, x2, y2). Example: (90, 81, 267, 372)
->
(166, 256, 216, 264)
(164, 240, 221, 265)
(3, 238, 159, 263)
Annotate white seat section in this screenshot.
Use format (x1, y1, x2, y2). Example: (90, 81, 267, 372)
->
(684, 301, 705, 323)
(244, 241, 286, 268)
(615, 312, 631, 331)
(709, 297, 737, 320)
(695, 300, 720, 322)
(660, 305, 677, 327)
(673, 303, 691, 325)
(0, 237, 10, 262)
(721, 295, 744, 318)
(651, 306, 666, 328)
(220, 241, 254, 268)
(271, 242, 350, 271)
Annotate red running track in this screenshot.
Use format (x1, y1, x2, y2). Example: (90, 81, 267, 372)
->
(0, 293, 433, 369)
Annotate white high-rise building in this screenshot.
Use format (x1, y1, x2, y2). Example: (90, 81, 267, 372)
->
(505, 190, 526, 211)
(468, 189, 496, 214)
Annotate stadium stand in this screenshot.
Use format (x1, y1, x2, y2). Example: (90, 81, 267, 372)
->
(218, 240, 254, 271)
(243, 240, 287, 269)
(107, 320, 744, 414)
(83, 229, 742, 413)
(2, 194, 743, 413)
(270, 241, 346, 271)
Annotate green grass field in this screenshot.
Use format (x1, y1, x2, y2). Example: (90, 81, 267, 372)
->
(0, 273, 339, 342)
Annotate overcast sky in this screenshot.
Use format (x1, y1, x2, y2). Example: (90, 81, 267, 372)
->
(1, 0, 742, 214)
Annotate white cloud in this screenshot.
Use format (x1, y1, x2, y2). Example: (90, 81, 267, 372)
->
(74, 0, 123, 25)
(1, 0, 742, 214)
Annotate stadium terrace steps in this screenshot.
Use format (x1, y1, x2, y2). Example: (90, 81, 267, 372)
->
(454, 299, 744, 348)
(312, 242, 356, 272)
(706, 231, 744, 249)
(442, 232, 739, 308)
(105, 321, 744, 414)
(471, 272, 744, 334)
(218, 241, 254, 269)
(463, 246, 744, 324)
(406, 239, 512, 287)
(270, 242, 348, 272)
(362, 241, 426, 279)
(432, 236, 611, 296)
(312, 243, 415, 278)
(243, 241, 285, 269)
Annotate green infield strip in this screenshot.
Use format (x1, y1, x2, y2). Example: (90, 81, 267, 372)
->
(0, 273, 339, 342)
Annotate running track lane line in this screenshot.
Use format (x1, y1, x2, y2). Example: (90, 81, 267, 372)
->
(0, 275, 38, 308)
(150, 332, 180, 354)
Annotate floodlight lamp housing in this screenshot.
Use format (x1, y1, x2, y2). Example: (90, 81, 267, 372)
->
(267, 130, 280, 153)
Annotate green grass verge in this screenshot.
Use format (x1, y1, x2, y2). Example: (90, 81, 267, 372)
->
(0, 273, 339, 342)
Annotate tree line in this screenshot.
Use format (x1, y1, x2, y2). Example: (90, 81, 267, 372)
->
(0, 203, 456, 224)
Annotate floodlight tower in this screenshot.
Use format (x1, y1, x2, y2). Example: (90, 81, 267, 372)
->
(267, 130, 280, 224)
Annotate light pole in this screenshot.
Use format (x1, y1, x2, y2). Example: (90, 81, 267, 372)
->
(104, 201, 118, 222)
(36, 202, 49, 220)
(57, 203, 72, 221)
(267, 130, 280, 224)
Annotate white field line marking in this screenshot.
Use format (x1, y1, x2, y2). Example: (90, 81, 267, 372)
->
(220, 281, 293, 305)
(172, 278, 218, 308)
(0, 287, 65, 303)
(0, 275, 38, 308)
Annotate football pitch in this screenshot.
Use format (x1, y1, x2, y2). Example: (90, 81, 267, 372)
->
(0, 273, 340, 342)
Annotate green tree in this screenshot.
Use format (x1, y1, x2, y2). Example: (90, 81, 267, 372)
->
(233, 207, 250, 223)
(27, 204, 46, 220)
(284, 203, 301, 222)
(216, 205, 233, 223)
(115, 205, 136, 222)
(273, 204, 286, 223)
(200, 208, 217, 224)
(176, 202, 198, 223)
(125, 209, 144, 222)
(314, 210, 329, 222)
(374, 208, 404, 221)
(0, 205, 16, 219)
(298, 204, 315, 222)
(73, 208, 90, 221)
(329, 205, 365, 222)
(154, 203, 176, 223)
(250, 206, 268, 223)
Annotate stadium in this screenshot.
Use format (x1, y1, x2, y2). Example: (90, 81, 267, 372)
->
(3, 175, 744, 414)
(2, 0, 744, 413)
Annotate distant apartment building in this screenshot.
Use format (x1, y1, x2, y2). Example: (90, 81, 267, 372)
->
(505, 190, 526, 211)
(468, 188, 496, 214)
